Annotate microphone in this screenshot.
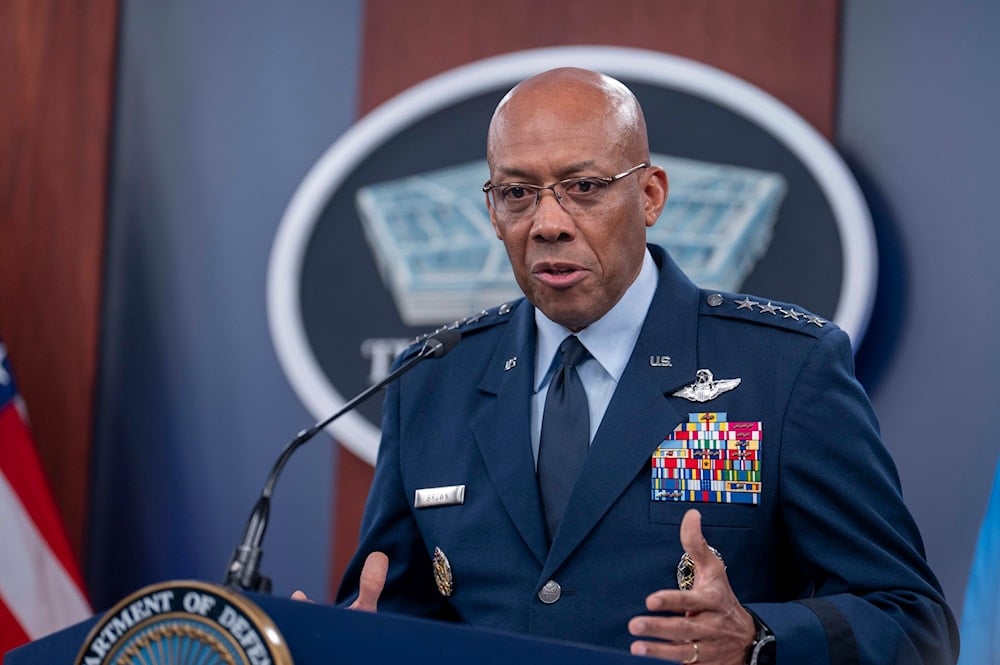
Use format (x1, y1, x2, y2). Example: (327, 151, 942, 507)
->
(223, 329, 461, 592)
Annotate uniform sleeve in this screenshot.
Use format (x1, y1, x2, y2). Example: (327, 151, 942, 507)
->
(334, 375, 458, 621)
(746, 329, 959, 665)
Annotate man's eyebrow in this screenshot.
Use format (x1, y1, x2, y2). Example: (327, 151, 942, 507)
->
(491, 167, 535, 182)
(557, 161, 600, 176)
(492, 161, 600, 182)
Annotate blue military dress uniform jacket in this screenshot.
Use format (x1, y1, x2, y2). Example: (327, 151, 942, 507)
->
(338, 244, 959, 664)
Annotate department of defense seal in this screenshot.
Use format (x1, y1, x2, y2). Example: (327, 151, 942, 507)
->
(75, 580, 292, 665)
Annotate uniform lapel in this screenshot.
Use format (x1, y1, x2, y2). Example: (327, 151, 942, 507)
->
(471, 301, 549, 565)
(542, 248, 702, 575)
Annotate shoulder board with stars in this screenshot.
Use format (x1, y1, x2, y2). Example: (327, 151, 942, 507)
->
(404, 299, 522, 353)
(699, 291, 835, 338)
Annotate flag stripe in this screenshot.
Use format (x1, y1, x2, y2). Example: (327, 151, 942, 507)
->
(0, 405, 86, 590)
(1, 343, 91, 650)
(0, 596, 31, 656)
(0, 470, 91, 640)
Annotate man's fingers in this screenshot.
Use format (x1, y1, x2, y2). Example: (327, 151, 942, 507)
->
(679, 509, 725, 588)
(629, 613, 704, 641)
(645, 588, 718, 614)
(630, 639, 703, 663)
(350, 551, 389, 613)
(631, 510, 756, 660)
(679, 508, 708, 561)
(290, 589, 312, 602)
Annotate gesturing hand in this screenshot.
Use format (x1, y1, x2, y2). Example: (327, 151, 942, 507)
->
(290, 551, 388, 613)
(628, 510, 755, 664)
(348, 551, 389, 612)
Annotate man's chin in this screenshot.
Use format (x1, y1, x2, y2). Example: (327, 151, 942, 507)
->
(533, 299, 596, 332)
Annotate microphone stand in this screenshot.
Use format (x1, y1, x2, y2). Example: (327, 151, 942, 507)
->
(223, 331, 458, 592)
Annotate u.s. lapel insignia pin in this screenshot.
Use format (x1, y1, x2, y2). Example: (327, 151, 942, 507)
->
(432, 546, 453, 597)
(504, 357, 517, 371)
(672, 369, 741, 403)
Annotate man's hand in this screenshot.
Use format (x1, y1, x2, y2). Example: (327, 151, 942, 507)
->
(349, 551, 389, 612)
(291, 551, 389, 613)
(628, 510, 756, 664)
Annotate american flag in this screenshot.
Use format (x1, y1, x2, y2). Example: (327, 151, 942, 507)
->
(0, 340, 91, 654)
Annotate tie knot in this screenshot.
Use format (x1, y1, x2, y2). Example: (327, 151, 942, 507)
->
(558, 335, 588, 368)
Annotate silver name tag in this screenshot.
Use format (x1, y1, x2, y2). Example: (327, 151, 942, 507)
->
(414, 485, 466, 509)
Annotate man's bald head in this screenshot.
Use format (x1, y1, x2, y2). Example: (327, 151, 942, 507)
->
(482, 67, 668, 331)
(487, 68, 650, 169)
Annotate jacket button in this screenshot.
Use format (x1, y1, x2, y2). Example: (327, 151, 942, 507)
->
(538, 580, 562, 604)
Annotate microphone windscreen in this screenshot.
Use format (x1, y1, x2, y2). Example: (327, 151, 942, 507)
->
(427, 329, 461, 358)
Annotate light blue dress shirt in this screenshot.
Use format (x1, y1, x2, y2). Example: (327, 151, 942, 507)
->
(531, 249, 658, 465)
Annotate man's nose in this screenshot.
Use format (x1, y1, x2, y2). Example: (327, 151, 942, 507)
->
(530, 188, 576, 241)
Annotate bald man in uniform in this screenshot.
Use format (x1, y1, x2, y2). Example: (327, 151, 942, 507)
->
(334, 68, 959, 665)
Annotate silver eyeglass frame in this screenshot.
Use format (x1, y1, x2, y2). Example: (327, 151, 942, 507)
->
(483, 162, 649, 217)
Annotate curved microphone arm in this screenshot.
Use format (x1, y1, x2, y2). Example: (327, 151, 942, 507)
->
(223, 330, 460, 592)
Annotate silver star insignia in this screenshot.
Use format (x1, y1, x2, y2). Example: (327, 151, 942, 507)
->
(672, 369, 742, 403)
(735, 297, 759, 311)
(758, 301, 780, 315)
(806, 315, 826, 327)
(780, 308, 802, 320)
(463, 309, 489, 325)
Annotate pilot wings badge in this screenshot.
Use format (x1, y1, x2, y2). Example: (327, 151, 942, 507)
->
(672, 369, 741, 403)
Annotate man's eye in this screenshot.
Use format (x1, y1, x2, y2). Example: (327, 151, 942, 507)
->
(567, 179, 603, 195)
(502, 186, 530, 200)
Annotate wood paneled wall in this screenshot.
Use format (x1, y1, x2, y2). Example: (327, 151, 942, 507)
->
(0, 0, 119, 562)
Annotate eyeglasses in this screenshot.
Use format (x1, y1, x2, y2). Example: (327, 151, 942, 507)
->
(483, 162, 649, 219)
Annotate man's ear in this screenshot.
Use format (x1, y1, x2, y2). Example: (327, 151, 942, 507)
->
(643, 166, 668, 228)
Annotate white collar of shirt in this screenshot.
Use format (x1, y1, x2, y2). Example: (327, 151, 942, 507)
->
(533, 248, 658, 391)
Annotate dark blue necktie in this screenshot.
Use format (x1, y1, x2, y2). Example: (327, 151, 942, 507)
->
(538, 335, 591, 542)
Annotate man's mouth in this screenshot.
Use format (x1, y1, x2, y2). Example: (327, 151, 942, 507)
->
(532, 263, 587, 287)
